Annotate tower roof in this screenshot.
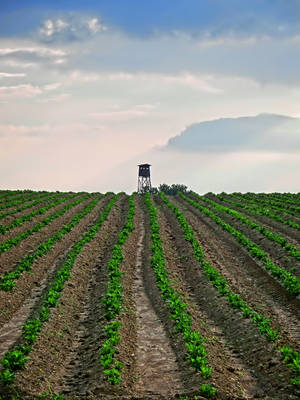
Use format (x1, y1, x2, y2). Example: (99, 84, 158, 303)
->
(138, 163, 151, 167)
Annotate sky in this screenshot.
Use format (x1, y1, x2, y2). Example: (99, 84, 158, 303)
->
(0, 0, 300, 193)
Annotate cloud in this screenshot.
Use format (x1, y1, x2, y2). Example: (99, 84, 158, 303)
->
(0, 124, 50, 136)
(43, 82, 62, 91)
(0, 72, 26, 78)
(0, 47, 66, 58)
(88, 105, 152, 121)
(0, 84, 42, 99)
(39, 15, 107, 42)
(38, 93, 70, 103)
(165, 113, 300, 153)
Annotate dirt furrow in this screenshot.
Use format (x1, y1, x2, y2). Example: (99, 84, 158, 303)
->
(0, 193, 83, 244)
(131, 198, 183, 398)
(0, 195, 91, 276)
(158, 196, 299, 400)
(0, 195, 110, 329)
(10, 195, 127, 399)
(0, 192, 65, 226)
(172, 196, 300, 348)
(206, 194, 300, 251)
(194, 197, 300, 278)
(154, 198, 257, 400)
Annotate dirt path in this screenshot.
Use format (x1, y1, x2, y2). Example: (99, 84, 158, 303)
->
(171, 196, 300, 351)
(132, 201, 183, 397)
(157, 196, 299, 399)
(154, 198, 258, 400)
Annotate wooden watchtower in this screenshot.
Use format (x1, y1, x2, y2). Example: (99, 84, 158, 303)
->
(137, 164, 152, 193)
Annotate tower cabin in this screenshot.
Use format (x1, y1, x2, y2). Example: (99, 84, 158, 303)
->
(137, 163, 152, 194)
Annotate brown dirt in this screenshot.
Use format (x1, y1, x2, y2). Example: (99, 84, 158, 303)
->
(12, 195, 127, 398)
(171, 196, 300, 350)
(0, 193, 83, 244)
(205, 194, 300, 251)
(0, 192, 66, 226)
(0, 195, 111, 329)
(193, 195, 300, 278)
(156, 195, 299, 399)
(0, 194, 93, 276)
(154, 197, 257, 400)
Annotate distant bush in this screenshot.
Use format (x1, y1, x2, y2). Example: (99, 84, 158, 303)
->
(158, 183, 188, 195)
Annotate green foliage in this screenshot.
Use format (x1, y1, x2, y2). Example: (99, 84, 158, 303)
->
(183, 193, 300, 296)
(161, 191, 299, 387)
(144, 193, 216, 388)
(99, 194, 136, 385)
(0, 193, 118, 386)
(158, 183, 188, 195)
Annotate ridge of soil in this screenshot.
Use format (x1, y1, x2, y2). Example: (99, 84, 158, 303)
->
(193, 196, 300, 278)
(0, 194, 93, 276)
(217, 195, 300, 243)
(0, 195, 111, 329)
(5, 195, 128, 399)
(0, 192, 67, 226)
(154, 197, 258, 400)
(157, 195, 299, 400)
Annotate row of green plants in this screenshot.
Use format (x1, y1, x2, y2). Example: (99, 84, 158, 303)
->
(256, 192, 300, 207)
(145, 193, 217, 398)
(0, 194, 119, 386)
(99, 194, 136, 385)
(0, 191, 48, 211)
(195, 193, 300, 261)
(248, 193, 300, 212)
(0, 190, 37, 205)
(180, 194, 300, 296)
(0, 193, 78, 234)
(217, 193, 300, 232)
(161, 193, 300, 387)
(233, 193, 300, 219)
(0, 191, 64, 221)
(0, 194, 104, 291)
(0, 194, 91, 256)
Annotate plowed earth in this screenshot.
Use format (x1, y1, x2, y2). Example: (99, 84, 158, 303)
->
(0, 191, 299, 400)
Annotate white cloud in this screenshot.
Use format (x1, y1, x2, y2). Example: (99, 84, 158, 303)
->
(39, 15, 107, 42)
(0, 84, 42, 99)
(0, 47, 66, 58)
(43, 83, 62, 91)
(89, 106, 150, 121)
(38, 93, 71, 103)
(0, 124, 50, 136)
(87, 18, 107, 34)
(0, 72, 26, 78)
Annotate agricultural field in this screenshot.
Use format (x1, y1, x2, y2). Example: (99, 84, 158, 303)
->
(0, 189, 299, 400)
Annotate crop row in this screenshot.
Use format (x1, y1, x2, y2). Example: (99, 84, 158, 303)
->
(0, 194, 119, 386)
(180, 194, 300, 295)
(216, 193, 300, 232)
(0, 192, 78, 234)
(233, 193, 300, 218)
(0, 193, 90, 256)
(145, 193, 217, 398)
(255, 192, 300, 206)
(0, 191, 64, 221)
(0, 191, 50, 212)
(0, 194, 103, 291)
(99, 194, 135, 385)
(161, 193, 300, 387)
(194, 193, 300, 261)
(248, 193, 300, 211)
